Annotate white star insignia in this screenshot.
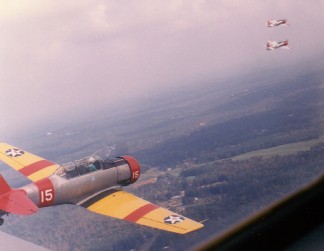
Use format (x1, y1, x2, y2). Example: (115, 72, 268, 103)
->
(164, 215, 185, 224)
(6, 148, 24, 157)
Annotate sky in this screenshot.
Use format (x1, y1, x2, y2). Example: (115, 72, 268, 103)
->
(1, 0, 324, 139)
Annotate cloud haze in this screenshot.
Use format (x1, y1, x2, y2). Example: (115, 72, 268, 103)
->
(1, 0, 324, 138)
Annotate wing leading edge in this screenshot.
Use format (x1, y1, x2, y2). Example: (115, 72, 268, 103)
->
(0, 143, 59, 182)
(81, 189, 204, 234)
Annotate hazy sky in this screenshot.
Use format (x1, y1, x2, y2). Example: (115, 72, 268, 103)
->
(1, 0, 324, 138)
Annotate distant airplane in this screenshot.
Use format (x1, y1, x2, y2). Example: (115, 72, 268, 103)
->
(266, 19, 288, 27)
(266, 40, 291, 50)
(0, 143, 203, 234)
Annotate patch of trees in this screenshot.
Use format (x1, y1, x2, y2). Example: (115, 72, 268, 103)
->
(135, 107, 319, 166)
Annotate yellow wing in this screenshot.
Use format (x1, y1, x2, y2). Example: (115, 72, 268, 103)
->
(0, 143, 59, 182)
(81, 189, 204, 234)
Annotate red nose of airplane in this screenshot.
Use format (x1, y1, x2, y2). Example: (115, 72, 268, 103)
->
(121, 156, 141, 183)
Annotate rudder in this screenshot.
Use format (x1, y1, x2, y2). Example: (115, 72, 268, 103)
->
(0, 175, 11, 195)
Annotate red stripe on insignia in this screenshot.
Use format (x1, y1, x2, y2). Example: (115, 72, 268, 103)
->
(34, 178, 55, 207)
(19, 160, 54, 176)
(124, 203, 159, 222)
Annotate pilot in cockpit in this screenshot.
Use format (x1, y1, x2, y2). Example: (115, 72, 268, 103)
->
(88, 156, 97, 172)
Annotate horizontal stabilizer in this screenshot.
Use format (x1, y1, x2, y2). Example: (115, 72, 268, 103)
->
(0, 175, 38, 215)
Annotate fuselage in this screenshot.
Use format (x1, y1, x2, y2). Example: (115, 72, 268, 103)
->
(277, 40, 288, 48)
(20, 156, 140, 208)
(274, 20, 286, 26)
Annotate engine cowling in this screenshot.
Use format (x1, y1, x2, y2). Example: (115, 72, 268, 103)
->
(106, 156, 140, 185)
(101, 155, 140, 185)
(120, 156, 140, 184)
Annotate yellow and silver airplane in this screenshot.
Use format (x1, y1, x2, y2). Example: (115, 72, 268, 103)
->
(0, 143, 203, 234)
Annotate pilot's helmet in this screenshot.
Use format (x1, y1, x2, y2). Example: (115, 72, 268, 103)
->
(88, 156, 96, 163)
